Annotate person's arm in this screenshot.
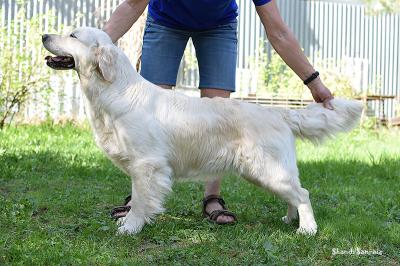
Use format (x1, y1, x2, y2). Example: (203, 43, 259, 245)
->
(256, 0, 334, 109)
(103, 0, 149, 43)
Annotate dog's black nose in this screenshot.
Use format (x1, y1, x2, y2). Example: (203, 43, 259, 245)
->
(42, 34, 49, 42)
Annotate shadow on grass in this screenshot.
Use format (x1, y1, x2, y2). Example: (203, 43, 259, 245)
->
(0, 150, 119, 181)
(2, 149, 398, 181)
(1, 150, 398, 229)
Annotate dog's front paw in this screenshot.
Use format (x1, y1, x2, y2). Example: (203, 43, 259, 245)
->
(117, 224, 142, 235)
(116, 215, 145, 235)
(296, 222, 317, 235)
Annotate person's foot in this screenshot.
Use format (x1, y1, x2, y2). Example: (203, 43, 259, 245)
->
(110, 195, 132, 220)
(202, 195, 237, 224)
(112, 194, 237, 224)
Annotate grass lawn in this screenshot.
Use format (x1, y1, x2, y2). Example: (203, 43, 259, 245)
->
(0, 124, 399, 265)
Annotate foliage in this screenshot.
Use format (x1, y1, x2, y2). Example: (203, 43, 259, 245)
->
(0, 124, 399, 264)
(0, 6, 58, 129)
(254, 41, 359, 98)
(314, 58, 359, 98)
(180, 40, 199, 85)
(363, 0, 400, 15)
(252, 43, 304, 97)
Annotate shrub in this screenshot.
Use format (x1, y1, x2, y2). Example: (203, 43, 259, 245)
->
(363, 0, 400, 15)
(0, 5, 58, 129)
(254, 41, 359, 99)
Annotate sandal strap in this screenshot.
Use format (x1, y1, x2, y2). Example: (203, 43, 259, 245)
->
(202, 194, 226, 216)
(110, 195, 132, 220)
(123, 195, 132, 205)
(208, 210, 237, 224)
(110, 205, 131, 219)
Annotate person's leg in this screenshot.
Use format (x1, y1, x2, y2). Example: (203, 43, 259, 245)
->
(192, 21, 238, 224)
(158, 85, 173, 90)
(140, 16, 189, 87)
(201, 89, 234, 224)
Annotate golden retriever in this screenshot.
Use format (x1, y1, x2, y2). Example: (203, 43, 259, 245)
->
(43, 27, 362, 235)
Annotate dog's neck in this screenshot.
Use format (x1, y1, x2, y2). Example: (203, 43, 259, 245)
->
(79, 49, 145, 98)
(78, 49, 155, 125)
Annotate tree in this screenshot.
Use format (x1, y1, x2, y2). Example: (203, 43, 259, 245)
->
(0, 7, 58, 129)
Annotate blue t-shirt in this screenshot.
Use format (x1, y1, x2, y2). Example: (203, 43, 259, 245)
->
(148, 0, 271, 30)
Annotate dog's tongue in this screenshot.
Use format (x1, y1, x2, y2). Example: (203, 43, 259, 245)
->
(45, 55, 75, 69)
(45, 55, 72, 63)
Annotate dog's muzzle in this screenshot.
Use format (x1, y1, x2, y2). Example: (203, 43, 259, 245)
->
(42, 34, 75, 70)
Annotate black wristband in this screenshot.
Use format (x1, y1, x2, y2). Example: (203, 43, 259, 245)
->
(303, 71, 319, 85)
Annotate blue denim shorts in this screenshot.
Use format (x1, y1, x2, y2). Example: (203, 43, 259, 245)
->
(140, 16, 238, 92)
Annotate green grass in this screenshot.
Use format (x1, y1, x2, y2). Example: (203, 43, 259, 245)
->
(0, 124, 399, 265)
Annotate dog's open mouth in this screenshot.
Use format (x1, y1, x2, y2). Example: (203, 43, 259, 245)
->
(45, 55, 75, 70)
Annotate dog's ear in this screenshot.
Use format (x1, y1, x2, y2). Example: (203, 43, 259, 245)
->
(95, 44, 118, 82)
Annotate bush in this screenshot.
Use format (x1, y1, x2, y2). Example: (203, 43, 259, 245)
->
(363, 0, 400, 15)
(254, 46, 304, 97)
(0, 5, 58, 129)
(254, 41, 359, 99)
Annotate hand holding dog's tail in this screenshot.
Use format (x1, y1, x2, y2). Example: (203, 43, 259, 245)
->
(285, 99, 363, 143)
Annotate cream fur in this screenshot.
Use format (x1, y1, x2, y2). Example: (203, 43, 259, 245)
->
(43, 27, 363, 235)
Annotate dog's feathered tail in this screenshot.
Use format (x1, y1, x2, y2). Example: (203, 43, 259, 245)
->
(284, 99, 363, 144)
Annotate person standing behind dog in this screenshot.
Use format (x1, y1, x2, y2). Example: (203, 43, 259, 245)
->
(103, 0, 334, 225)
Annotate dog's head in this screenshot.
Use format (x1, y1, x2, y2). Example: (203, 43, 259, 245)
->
(42, 27, 118, 82)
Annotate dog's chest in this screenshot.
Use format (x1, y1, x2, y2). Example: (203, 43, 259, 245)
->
(97, 130, 121, 157)
(91, 113, 132, 170)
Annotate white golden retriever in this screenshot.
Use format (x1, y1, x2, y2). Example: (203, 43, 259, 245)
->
(42, 27, 362, 235)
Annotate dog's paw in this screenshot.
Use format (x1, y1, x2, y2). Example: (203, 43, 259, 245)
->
(116, 215, 145, 235)
(117, 224, 142, 235)
(117, 225, 135, 235)
(296, 223, 317, 235)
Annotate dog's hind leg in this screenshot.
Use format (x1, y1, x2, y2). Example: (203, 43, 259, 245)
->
(264, 172, 316, 234)
(245, 155, 317, 235)
(294, 188, 317, 235)
(270, 168, 316, 235)
(117, 158, 172, 235)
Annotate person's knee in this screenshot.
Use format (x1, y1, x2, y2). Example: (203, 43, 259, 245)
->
(158, 84, 173, 90)
(200, 88, 231, 98)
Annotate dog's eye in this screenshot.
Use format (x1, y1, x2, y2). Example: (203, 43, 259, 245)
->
(70, 33, 77, 39)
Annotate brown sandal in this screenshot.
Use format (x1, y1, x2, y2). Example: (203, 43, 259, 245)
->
(202, 194, 237, 225)
(110, 195, 132, 220)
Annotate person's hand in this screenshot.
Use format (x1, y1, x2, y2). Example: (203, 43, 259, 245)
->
(308, 80, 334, 110)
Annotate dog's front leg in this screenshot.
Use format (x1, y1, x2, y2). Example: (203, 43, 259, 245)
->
(117, 159, 173, 235)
